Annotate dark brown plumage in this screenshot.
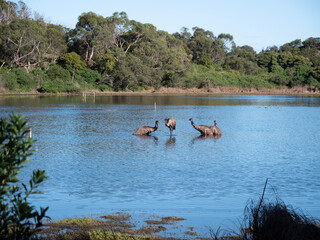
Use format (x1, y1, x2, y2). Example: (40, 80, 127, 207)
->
(189, 118, 222, 136)
(133, 121, 159, 135)
(164, 117, 176, 136)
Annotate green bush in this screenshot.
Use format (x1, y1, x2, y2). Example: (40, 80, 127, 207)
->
(31, 69, 48, 88)
(0, 113, 49, 239)
(98, 84, 113, 91)
(1, 68, 36, 91)
(40, 79, 79, 93)
(161, 72, 182, 88)
(40, 65, 80, 92)
(46, 64, 71, 81)
(13, 68, 35, 88)
(2, 72, 19, 91)
(57, 52, 86, 74)
(127, 84, 145, 92)
(80, 69, 101, 84)
(184, 64, 274, 88)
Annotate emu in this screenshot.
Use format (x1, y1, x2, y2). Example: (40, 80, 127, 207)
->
(211, 120, 222, 136)
(189, 118, 221, 136)
(164, 117, 176, 136)
(133, 121, 159, 136)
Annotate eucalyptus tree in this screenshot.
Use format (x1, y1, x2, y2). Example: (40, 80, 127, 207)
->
(107, 12, 148, 61)
(111, 21, 162, 88)
(0, 18, 44, 70)
(301, 37, 320, 67)
(0, 0, 31, 23)
(45, 24, 68, 63)
(187, 27, 226, 65)
(0, 0, 17, 24)
(187, 27, 215, 63)
(75, 12, 113, 64)
(280, 39, 302, 55)
(256, 51, 279, 71)
(162, 31, 192, 73)
(110, 18, 192, 89)
(172, 27, 192, 45)
(224, 46, 260, 75)
(0, 17, 66, 70)
(218, 33, 235, 52)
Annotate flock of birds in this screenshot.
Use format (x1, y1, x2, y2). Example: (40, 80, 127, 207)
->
(133, 117, 222, 137)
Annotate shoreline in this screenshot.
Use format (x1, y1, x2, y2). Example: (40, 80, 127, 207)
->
(1, 86, 320, 97)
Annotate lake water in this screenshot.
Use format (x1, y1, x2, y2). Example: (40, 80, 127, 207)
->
(1, 94, 320, 236)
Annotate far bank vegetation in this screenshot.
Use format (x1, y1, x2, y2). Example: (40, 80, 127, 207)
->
(0, 0, 320, 94)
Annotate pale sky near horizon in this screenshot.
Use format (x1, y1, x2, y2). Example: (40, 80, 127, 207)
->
(18, 0, 320, 52)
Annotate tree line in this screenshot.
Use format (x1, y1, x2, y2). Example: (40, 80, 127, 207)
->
(0, 0, 320, 93)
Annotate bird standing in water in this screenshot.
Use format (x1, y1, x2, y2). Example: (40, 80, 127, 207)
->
(164, 117, 176, 136)
(211, 120, 222, 136)
(189, 118, 222, 136)
(133, 121, 159, 135)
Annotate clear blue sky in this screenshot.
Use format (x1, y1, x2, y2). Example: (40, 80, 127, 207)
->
(20, 0, 320, 52)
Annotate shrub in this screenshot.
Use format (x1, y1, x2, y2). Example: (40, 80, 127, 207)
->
(127, 84, 145, 92)
(13, 68, 34, 87)
(2, 72, 19, 90)
(46, 64, 71, 81)
(98, 84, 113, 92)
(1, 68, 36, 91)
(80, 69, 101, 84)
(39, 79, 80, 93)
(243, 200, 320, 240)
(57, 52, 86, 74)
(242, 180, 320, 240)
(0, 113, 49, 239)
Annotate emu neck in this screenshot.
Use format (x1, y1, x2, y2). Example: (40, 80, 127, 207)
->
(190, 120, 196, 128)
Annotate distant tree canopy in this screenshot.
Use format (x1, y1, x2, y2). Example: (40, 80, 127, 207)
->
(0, 0, 320, 92)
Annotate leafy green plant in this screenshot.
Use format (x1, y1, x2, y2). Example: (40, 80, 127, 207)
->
(1, 68, 36, 91)
(80, 68, 101, 84)
(57, 52, 86, 74)
(98, 84, 113, 91)
(46, 64, 71, 81)
(1, 72, 19, 91)
(0, 113, 49, 239)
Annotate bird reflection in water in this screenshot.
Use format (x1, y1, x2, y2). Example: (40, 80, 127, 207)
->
(191, 134, 221, 145)
(136, 135, 158, 143)
(197, 135, 221, 140)
(165, 136, 176, 147)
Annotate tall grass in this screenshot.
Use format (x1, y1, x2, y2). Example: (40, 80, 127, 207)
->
(240, 179, 320, 240)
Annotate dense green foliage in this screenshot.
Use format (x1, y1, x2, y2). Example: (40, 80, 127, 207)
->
(0, 0, 319, 92)
(0, 113, 49, 239)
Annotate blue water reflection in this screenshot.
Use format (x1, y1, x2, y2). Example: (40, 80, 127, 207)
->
(0, 94, 319, 231)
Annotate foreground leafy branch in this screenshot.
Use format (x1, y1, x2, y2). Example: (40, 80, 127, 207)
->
(0, 113, 49, 239)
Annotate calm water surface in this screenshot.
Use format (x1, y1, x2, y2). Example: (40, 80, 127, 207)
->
(0, 95, 320, 234)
